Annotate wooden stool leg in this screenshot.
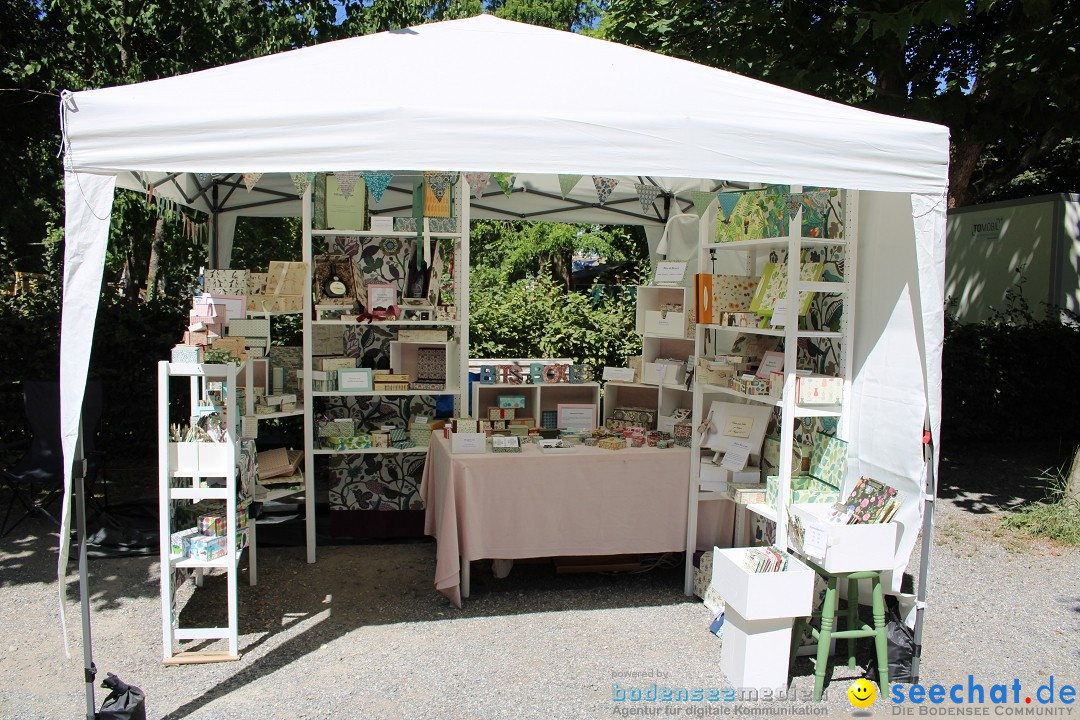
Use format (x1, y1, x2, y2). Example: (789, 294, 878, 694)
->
(847, 576, 860, 669)
(871, 575, 889, 689)
(814, 576, 838, 702)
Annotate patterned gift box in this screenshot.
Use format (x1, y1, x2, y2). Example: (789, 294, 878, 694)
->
(508, 417, 536, 428)
(188, 534, 228, 562)
(170, 527, 200, 558)
(398, 329, 448, 342)
(809, 432, 848, 489)
(393, 216, 461, 233)
(765, 475, 841, 506)
(319, 419, 355, 437)
(171, 345, 203, 364)
(451, 418, 478, 433)
(674, 422, 693, 447)
(645, 431, 673, 447)
(410, 381, 446, 391)
(416, 347, 446, 383)
(371, 432, 389, 448)
(717, 311, 761, 328)
(795, 374, 844, 405)
(247, 272, 268, 297)
(598, 436, 628, 451)
(763, 436, 810, 476)
(612, 407, 658, 428)
(408, 418, 445, 447)
(491, 420, 508, 431)
(656, 439, 675, 449)
(375, 382, 410, 391)
(326, 435, 372, 451)
(711, 275, 760, 321)
(728, 484, 767, 505)
(265, 260, 308, 296)
(226, 318, 270, 339)
(696, 358, 739, 386)
(497, 395, 526, 409)
(204, 269, 249, 296)
(730, 376, 771, 396)
(198, 514, 227, 537)
(315, 357, 357, 372)
(509, 425, 529, 437)
(487, 407, 516, 421)
(251, 294, 303, 313)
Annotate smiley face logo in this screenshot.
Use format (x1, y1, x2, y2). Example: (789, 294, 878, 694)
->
(847, 678, 877, 708)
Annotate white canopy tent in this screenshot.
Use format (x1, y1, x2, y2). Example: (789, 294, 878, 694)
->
(59, 12, 947, 657)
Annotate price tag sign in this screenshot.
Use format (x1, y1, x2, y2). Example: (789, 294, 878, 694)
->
(803, 524, 828, 559)
(770, 299, 789, 327)
(721, 439, 752, 470)
(653, 261, 688, 284)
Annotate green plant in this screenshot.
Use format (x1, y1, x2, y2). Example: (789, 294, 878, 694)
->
(1001, 453, 1080, 545)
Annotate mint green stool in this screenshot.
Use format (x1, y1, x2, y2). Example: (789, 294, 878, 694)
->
(789, 562, 889, 701)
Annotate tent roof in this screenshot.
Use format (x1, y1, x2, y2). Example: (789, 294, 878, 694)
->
(64, 15, 949, 196)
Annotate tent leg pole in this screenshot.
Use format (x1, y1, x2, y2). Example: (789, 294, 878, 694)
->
(911, 435, 936, 684)
(74, 429, 96, 719)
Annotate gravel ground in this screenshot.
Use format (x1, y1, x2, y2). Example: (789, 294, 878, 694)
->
(0, 440, 1077, 720)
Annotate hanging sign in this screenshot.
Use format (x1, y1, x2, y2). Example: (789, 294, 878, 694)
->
(653, 261, 688, 285)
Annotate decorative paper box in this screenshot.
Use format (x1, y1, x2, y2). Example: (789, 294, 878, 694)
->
(371, 432, 389, 448)
(696, 358, 738, 387)
(171, 345, 203, 364)
(297, 369, 332, 392)
(373, 372, 410, 381)
(247, 272, 268, 297)
(226, 318, 270, 339)
(184, 330, 211, 346)
(509, 425, 529, 437)
(315, 357, 356, 373)
(711, 275, 760, 320)
(612, 407, 658, 427)
(762, 436, 810, 476)
(197, 513, 225, 537)
(765, 475, 841, 506)
(497, 395, 526, 409)
(645, 431, 673, 447)
(717, 311, 760, 328)
(325, 435, 372, 451)
(450, 432, 487, 454)
(266, 261, 308, 297)
(487, 407, 516, 421)
(398, 329, 448, 342)
(451, 418, 479, 433)
(809, 432, 848, 489)
(415, 347, 446, 383)
(492, 436, 522, 453)
(204, 269, 249, 296)
(598, 436, 628, 450)
(674, 422, 693, 447)
(375, 382, 410, 392)
(409, 418, 446, 446)
(789, 503, 898, 572)
(319, 419, 355, 437)
(170, 527, 200, 558)
(730, 376, 771, 396)
(508, 417, 536, 428)
(728, 484, 767, 505)
(794, 374, 844, 405)
(252, 294, 303, 313)
(700, 462, 761, 491)
(541, 410, 558, 429)
(188, 535, 228, 563)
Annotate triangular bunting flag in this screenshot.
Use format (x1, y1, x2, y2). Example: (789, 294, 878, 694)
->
(558, 174, 583, 198)
(716, 192, 740, 221)
(592, 176, 618, 205)
(242, 173, 262, 191)
(334, 172, 362, 200)
(362, 171, 393, 203)
(196, 173, 213, 185)
(424, 171, 452, 202)
(290, 172, 314, 196)
(464, 172, 491, 199)
(634, 183, 661, 212)
(784, 193, 804, 218)
(493, 173, 517, 198)
(690, 190, 715, 217)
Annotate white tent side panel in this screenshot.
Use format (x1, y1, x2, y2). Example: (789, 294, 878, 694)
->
(58, 169, 116, 654)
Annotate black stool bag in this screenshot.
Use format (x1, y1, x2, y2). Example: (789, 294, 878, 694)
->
(97, 672, 146, 720)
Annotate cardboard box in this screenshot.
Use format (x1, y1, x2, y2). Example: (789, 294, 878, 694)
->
(497, 395, 527, 409)
(642, 359, 685, 385)
(171, 345, 203, 364)
(170, 527, 200, 558)
(508, 417, 536, 428)
(794, 374, 844, 405)
(204, 269, 249, 296)
(696, 358, 739, 387)
(765, 475, 841, 506)
(265, 260, 308, 297)
(487, 407, 516, 421)
(319, 419, 355, 437)
(397, 329, 448, 342)
(314, 357, 357, 373)
(643, 309, 687, 338)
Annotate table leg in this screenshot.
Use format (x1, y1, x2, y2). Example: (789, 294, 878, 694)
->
(733, 504, 746, 547)
(461, 556, 470, 599)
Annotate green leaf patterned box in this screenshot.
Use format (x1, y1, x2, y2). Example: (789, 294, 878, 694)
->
(809, 432, 848, 490)
(765, 475, 841, 506)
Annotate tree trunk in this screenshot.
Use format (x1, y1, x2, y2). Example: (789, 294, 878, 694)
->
(948, 136, 985, 208)
(145, 216, 165, 300)
(1066, 446, 1080, 502)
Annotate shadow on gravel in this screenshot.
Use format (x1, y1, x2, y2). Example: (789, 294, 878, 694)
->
(936, 439, 1075, 514)
(162, 544, 692, 719)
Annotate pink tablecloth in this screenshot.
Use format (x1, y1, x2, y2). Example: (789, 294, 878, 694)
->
(420, 434, 691, 607)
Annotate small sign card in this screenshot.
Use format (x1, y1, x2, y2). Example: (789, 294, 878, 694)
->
(653, 261, 688, 285)
(602, 367, 637, 382)
(770, 298, 789, 327)
(721, 439, 752, 470)
(756, 351, 784, 379)
(802, 523, 828, 558)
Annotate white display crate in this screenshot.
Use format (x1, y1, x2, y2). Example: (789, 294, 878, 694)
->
(710, 547, 814, 620)
(789, 503, 898, 572)
(167, 442, 232, 477)
(720, 607, 798, 690)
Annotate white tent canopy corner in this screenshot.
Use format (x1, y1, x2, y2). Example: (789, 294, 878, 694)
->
(58, 13, 948, 642)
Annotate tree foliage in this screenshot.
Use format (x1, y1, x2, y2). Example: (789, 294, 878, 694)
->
(602, 0, 1080, 206)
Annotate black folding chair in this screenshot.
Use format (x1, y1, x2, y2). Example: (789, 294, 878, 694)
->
(0, 380, 105, 537)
